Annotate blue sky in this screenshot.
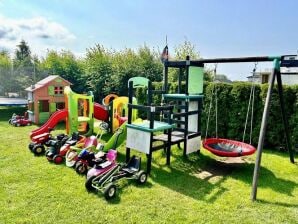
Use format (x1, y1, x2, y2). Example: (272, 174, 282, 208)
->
(0, 0, 297, 80)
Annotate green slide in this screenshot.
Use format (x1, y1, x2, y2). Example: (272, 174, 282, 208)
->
(103, 122, 127, 151)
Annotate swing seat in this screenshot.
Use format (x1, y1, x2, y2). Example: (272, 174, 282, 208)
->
(203, 138, 256, 157)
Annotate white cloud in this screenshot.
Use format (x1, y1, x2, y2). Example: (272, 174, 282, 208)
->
(0, 15, 76, 56)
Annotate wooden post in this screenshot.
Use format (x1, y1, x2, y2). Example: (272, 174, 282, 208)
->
(276, 70, 295, 163)
(251, 59, 278, 201)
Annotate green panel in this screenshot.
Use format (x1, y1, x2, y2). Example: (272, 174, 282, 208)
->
(128, 77, 149, 88)
(39, 112, 50, 124)
(188, 66, 203, 94)
(49, 103, 56, 113)
(163, 93, 204, 100)
(48, 86, 54, 96)
(273, 58, 281, 70)
(127, 121, 175, 133)
(64, 86, 94, 136)
(268, 56, 281, 61)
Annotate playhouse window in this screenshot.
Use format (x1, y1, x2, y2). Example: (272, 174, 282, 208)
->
(54, 86, 63, 95)
(56, 102, 65, 110)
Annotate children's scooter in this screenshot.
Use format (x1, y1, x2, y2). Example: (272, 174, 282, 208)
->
(85, 155, 147, 200)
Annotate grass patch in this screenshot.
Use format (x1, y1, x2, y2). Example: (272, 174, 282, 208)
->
(0, 106, 297, 224)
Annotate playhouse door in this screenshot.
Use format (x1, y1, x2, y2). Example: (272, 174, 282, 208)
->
(39, 100, 50, 124)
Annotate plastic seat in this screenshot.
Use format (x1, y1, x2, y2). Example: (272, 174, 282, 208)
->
(122, 156, 141, 173)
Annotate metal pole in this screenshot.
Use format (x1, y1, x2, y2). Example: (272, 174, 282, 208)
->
(276, 70, 295, 163)
(251, 59, 279, 201)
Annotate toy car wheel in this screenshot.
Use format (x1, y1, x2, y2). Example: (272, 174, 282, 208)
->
(45, 150, 53, 161)
(53, 155, 63, 164)
(137, 170, 147, 184)
(104, 183, 117, 200)
(85, 175, 96, 192)
(33, 145, 45, 155)
(45, 149, 50, 156)
(75, 162, 87, 175)
(8, 119, 11, 124)
(28, 143, 35, 151)
(27, 122, 32, 126)
(16, 123, 20, 127)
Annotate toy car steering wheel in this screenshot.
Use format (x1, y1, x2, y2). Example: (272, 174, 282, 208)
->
(99, 122, 109, 131)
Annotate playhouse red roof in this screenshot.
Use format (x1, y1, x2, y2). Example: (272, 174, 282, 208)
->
(25, 75, 71, 92)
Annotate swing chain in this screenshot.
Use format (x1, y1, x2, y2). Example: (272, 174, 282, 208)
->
(243, 62, 257, 144)
(205, 64, 218, 139)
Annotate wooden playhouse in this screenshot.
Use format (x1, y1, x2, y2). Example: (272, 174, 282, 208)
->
(25, 75, 71, 124)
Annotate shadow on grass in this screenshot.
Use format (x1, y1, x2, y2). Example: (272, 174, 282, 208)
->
(148, 153, 228, 203)
(149, 152, 298, 202)
(257, 199, 298, 208)
(230, 160, 298, 197)
(104, 180, 154, 204)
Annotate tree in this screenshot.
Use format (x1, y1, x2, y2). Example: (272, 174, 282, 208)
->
(137, 45, 163, 82)
(13, 40, 34, 96)
(170, 40, 212, 81)
(14, 40, 31, 63)
(174, 40, 200, 60)
(83, 44, 113, 100)
(0, 52, 13, 95)
(40, 50, 85, 93)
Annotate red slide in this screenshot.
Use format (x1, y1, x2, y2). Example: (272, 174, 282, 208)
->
(94, 103, 108, 121)
(30, 109, 68, 140)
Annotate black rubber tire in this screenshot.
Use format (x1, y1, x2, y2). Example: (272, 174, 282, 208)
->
(33, 145, 45, 155)
(75, 161, 87, 175)
(104, 183, 117, 200)
(137, 170, 147, 184)
(85, 175, 96, 192)
(28, 143, 35, 151)
(8, 119, 11, 125)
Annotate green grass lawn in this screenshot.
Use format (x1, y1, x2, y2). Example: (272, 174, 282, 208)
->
(0, 106, 297, 224)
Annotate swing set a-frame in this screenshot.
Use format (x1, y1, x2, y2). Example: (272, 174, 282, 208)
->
(165, 54, 296, 201)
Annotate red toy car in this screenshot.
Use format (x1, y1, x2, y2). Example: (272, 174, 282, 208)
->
(11, 118, 32, 127)
(9, 112, 32, 127)
(28, 128, 55, 155)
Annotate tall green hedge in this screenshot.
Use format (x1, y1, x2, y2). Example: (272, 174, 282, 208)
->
(135, 81, 298, 149)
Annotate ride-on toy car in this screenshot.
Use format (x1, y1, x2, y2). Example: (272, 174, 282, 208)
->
(45, 132, 84, 164)
(45, 134, 70, 163)
(9, 112, 32, 127)
(65, 122, 109, 171)
(85, 155, 147, 200)
(74, 123, 119, 175)
(28, 128, 54, 155)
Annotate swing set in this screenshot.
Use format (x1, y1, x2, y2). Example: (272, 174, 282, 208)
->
(203, 63, 257, 157)
(164, 54, 296, 201)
